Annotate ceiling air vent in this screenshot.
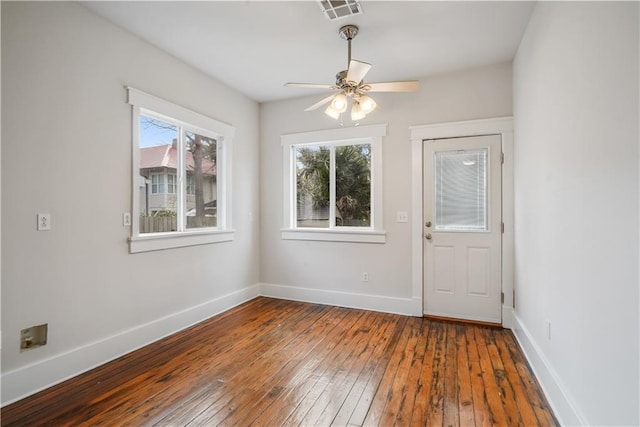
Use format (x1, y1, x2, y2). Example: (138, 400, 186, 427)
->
(317, 0, 363, 21)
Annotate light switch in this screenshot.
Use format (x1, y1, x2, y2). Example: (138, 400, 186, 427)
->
(397, 211, 408, 223)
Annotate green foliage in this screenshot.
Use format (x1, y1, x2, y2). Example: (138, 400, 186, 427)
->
(296, 147, 330, 208)
(296, 144, 371, 225)
(336, 145, 371, 224)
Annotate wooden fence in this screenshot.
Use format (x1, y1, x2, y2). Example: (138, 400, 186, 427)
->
(139, 216, 217, 233)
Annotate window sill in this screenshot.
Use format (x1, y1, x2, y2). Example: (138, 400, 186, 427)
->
(129, 229, 235, 253)
(281, 228, 386, 244)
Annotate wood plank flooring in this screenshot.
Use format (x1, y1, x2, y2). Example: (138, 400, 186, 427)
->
(1, 297, 557, 426)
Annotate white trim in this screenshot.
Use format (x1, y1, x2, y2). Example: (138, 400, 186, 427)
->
(410, 117, 514, 327)
(127, 87, 235, 253)
(512, 311, 588, 426)
(281, 124, 386, 240)
(127, 87, 235, 138)
(1, 284, 260, 406)
(409, 116, 513, 140)
(281, 228, 386, 244)
(259, 283, 421, 316)
(281, 123, 387, 145)
(129, 229, 235, 253)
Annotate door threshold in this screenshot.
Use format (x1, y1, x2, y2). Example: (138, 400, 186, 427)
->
(423, 314, 502, 328)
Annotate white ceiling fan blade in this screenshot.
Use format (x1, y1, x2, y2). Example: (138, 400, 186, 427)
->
(304, 94, 336, 112)
(365, 81, 419, 92)
(346, 60, 372, 84)
(285, 82, 334, 89)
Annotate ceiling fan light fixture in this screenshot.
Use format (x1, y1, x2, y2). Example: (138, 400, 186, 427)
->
(286, 23, 418, 121)
(331, 92, 348, 113)
(325, 104, 341, 119)
(351, 101, 366, 121)
(358, 94, 377, 113)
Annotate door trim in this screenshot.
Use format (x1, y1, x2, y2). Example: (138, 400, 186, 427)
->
(410, 117, 514, 327)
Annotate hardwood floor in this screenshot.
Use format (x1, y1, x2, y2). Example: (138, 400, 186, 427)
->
(1, 297, 557, 426)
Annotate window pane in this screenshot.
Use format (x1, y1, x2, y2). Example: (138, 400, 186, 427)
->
(139, 116, 177, 233)
(434, 148, 488, 231)
(185, 131, 217, 229)
(335, 144, 371, 227)
(151, 173, 163, 194)
(167, 174, 177, 194)
(296, 146, 330, 228)
(187, 175, 195, 195)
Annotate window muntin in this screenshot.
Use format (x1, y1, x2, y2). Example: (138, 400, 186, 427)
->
(128, 87, 235, 252)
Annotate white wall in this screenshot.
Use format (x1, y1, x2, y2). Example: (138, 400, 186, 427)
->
(513, 2, 639, 425)
(259, 63, 512, 314)
(1, 2, 260, 404)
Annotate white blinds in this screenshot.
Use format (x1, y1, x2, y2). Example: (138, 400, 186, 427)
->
(434, 148, 488, 231)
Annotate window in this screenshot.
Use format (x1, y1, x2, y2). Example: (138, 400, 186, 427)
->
(434, 148, 488, 231)
(186, 175, 195, 195)
(151, 173, 164, 194)
(127, 87, 235, 253)
(281, 124, 386, 243)
(167, 173, 177, 194)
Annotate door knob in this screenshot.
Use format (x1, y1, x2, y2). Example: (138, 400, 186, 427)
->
(425, 221, 432, 228)
(425, 233, 432, 240)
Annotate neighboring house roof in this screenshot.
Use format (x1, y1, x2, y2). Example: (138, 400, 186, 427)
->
(140, 144, 216, 176)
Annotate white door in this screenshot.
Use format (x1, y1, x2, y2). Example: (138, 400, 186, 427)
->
(423, 134, 502, 323)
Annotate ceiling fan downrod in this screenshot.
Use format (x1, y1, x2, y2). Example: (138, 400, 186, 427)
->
(339, 24, 359, 68)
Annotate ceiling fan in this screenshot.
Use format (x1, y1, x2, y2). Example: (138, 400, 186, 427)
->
(285, 24, 419, 121)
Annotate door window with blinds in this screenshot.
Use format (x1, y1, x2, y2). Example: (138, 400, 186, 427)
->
(434, 148, 488, 231)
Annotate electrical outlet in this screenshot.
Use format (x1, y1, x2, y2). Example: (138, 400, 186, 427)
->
(362, 272, 369, 282)
(37, 213, 51, 231)
(123, 212, 132, 227)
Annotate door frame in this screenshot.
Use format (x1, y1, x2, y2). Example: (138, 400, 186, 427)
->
(410, 117, 514, 328)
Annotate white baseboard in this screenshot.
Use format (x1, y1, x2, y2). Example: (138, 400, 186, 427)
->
(1, 284, 260, 406)
(511, 311, 587, 426)
(259, 282, 422, 316)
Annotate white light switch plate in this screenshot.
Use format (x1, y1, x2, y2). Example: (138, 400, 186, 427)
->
(396, 211, 408, 223)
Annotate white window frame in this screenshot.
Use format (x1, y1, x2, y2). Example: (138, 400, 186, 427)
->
(127, 87, 235, 253)
(281, 124, 386, 244)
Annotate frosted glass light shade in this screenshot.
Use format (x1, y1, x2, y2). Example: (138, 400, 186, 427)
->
(351, 101, 366, 121)
(325, 105, 340, 119)
(331, 93, 348, 113)
(359, 95, 377, 113)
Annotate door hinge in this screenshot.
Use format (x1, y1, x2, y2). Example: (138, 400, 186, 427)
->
(501, 222, 505, 234)
(501, 152, 505, 164)
(501, 292, 505, 303)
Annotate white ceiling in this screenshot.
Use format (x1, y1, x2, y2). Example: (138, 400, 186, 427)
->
(82, 1, 535, 103)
